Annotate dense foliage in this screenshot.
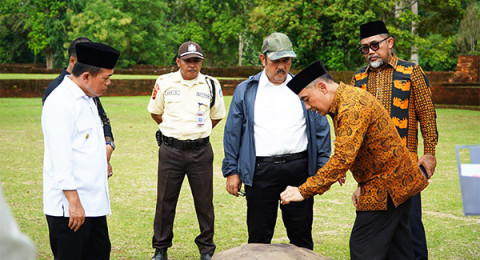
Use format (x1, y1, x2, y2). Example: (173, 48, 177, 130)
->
(0, 0, 478, 70)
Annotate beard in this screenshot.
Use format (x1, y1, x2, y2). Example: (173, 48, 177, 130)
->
(368, 54, 385, 68)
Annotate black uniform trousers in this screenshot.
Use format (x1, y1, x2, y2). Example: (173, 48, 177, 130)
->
(245, 156, 314, 249)
(350, 196, 414, 260)
(410, 193, 428, 260)
(46, 215, 110, 260)
(152, 143, 216, 255)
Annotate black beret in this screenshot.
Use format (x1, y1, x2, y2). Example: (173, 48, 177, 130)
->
(76, 42, 120, 69)
(287, 60, 327, 95)
(359, 20, 389, 40)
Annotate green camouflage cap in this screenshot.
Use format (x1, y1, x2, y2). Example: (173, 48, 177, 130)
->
(261, 32, 296, 61)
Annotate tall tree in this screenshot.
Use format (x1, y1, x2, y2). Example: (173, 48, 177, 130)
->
(69, 0, 174, 67)
(249, 0, 394, 70)
(455, 1, 480, 55)
(165, 0, 257, 67)
(0, 0, 33, 63)
(23, 0, 67, 69)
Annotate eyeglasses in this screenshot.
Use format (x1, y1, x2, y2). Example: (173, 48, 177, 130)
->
(358, 38, 389, 55)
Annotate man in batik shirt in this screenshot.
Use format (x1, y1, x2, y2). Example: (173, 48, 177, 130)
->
(351, 20, 438, 260)
(281, 60, 429, 259)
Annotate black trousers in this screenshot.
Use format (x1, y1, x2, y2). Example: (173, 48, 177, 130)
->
(152, 143, 216, 255)
(350, 196, 414, 260)
(46, 215, 110, 260)
(410, 193, 428, 260)
(245, 157, 314, 249)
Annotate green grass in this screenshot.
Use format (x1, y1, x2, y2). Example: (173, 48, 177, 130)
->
(0, 73, 244, 80)
(0, 96, 479, 259)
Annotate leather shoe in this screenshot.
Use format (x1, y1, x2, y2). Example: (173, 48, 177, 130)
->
(200, 253, 212, 260)
(152, 248, 167, 260)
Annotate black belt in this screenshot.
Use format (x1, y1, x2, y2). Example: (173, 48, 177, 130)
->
(256, 151, 307, 164)
(162, 136, 209, 150)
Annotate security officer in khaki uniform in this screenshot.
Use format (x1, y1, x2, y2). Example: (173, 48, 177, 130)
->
(147, 41, 226, 260)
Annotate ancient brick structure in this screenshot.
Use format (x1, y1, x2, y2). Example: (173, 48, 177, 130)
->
(450, 55, 480, 83)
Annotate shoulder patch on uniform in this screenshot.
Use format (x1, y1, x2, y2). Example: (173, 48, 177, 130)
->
(152, 83, 160, 100)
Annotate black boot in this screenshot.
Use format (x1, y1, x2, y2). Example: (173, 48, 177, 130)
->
(152, 248, 167, 260)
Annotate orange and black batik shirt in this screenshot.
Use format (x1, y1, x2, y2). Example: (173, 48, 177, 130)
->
(298, 83, 429, 211)
(351, 55, 438, 159)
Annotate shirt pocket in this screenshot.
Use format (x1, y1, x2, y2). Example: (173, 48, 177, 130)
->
(76, 117, 94, 148)
(196, 95, 211, 113)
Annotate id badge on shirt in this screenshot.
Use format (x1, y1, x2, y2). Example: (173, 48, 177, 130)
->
(197, 103, 205, 126)
(197, 111, 205, 126)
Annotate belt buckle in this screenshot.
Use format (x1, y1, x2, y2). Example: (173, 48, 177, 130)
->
(183, 141, 193, 150)
(272, 155, 287, 164)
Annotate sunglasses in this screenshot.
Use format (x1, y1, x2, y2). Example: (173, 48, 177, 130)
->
(359, 38, 389, 55)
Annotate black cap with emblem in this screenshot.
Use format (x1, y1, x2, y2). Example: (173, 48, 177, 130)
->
(177, 41, 204, 60)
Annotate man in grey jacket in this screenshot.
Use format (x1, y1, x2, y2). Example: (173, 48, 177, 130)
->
(222, 32, 331, 249)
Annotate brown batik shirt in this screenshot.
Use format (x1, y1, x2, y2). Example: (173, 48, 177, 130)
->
(298, 83, 429, 211)
(351, 55, 438, 160)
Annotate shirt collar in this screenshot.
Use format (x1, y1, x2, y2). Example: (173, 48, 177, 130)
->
(173, 70, 206, 86)
(328, 82, 348, 117)
(366, 54, 398, 72)
(64, 76, 90, 100)
(259, 69, 292, 88)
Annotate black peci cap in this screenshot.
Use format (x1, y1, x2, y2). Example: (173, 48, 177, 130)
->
(287, 60, 327, 95)
(359, 20, 389, 40)
(76, 42, 120, 69)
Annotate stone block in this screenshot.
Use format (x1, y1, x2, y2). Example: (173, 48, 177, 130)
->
(212, 243, 331, 260)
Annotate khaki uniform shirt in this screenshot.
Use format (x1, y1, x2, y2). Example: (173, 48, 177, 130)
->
(147, 71, 226, 140)
(299, 83, 429, 211)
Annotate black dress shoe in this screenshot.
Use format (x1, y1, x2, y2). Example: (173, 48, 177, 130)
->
(152, 248, 167, 260)
(200, 253, 212, 260)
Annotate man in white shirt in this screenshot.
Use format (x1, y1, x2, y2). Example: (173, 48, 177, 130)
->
(42, 42, 120, 260)
(222, 32, 331, 249)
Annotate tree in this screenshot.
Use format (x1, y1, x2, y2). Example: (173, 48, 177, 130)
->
(164, 0, 257, 67)
(0, 0, 34, 63)
(69, 0, 175, 67)
(249, 0, 394, 70)
(23, 0, 67, 69)
(417, 34, 457, 71)
(455, 1, 480, 55)
(0, 0, 472, 71)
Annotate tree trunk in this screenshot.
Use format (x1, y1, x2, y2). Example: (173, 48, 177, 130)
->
(238, 34, 244, 67)
(395, 2, 401, 18)
(45, 48, 53, 69)
(410, 1, 419, 64)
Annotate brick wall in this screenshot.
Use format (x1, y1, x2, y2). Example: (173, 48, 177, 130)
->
(1, 65, 478, 107)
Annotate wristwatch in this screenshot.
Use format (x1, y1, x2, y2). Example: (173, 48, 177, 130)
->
(106, 141, 115, 150)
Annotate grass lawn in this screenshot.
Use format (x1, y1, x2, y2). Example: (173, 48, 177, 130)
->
(0, 96, 479, 259)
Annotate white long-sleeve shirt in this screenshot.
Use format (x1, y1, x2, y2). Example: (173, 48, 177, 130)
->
(254, 70, 308, 156)
(42, 76, 110, 217)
